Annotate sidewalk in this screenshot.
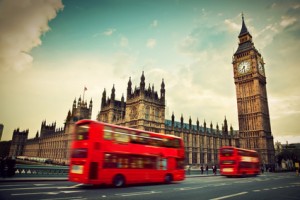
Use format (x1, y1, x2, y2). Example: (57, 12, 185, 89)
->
(0, 173, 218, 182)
(0, 176, 68, 182)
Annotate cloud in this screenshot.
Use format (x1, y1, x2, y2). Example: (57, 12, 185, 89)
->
(224, 19, 240, 33)
(280, 15, 297, 28)
(146, 38, 157, 48)
(0, 0, 64, 72)
(112, 52, 137, 77)
(120, 36, 129, 47)
(150, 20, 158, 28)
(293, 4, 300, 9)
(255, 24, 279, 50)
(178, 23, 231, 59)
(103, 28, 116, 36)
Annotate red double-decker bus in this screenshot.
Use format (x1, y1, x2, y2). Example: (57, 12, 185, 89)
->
(68, 119, 185, 187)
(219, 146, 260, 177)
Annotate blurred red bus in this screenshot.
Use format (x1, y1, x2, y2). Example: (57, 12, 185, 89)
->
(69, 119, 185, 187)
(219, 146, 260, 177)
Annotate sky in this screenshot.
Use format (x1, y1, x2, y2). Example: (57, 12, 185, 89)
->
(0, 0, 300, 144)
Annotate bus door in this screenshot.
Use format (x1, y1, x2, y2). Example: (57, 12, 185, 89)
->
(158, 157, 167, 170)
(89, 141, 101, 180)
(167, 157, 176, 170)
(152, 157, 167, 181)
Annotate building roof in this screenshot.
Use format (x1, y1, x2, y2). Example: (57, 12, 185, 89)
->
(239, 14, 250, 37)
(234, 40, 253, 55)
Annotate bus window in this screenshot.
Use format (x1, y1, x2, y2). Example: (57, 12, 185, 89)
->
(158, 158, 167, 170)
(104, 126, 113, 140)
(75, 124, 89, 140)
(130, 132, 138, 143)
(164, 138, 180, 148)
(139, 133, 150, 144)
(220, 148, 234, 156)
(71, 148, 88, 158)
(114, 129, 130, 143)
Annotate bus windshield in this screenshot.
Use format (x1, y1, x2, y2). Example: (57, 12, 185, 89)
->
(220, 148, 234, 157)
(71, 148, 88, 158)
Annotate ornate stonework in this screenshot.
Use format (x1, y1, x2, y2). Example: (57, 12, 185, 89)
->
(232, 15, 275, 164)
(6, 16, 276, 167)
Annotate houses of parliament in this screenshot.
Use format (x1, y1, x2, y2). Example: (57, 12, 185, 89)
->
(5, 16, 275, 166)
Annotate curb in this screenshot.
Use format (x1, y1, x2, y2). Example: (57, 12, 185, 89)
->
(0, 175, 219, 182)
(0, 177, 68, 182)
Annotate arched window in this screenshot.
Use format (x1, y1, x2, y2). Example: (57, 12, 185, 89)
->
(145, 106, 150, 120)
(155, 109, 159, 121)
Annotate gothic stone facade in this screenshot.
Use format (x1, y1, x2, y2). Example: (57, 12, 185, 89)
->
(8, 16, 275, 166)
(10, 98, 93, 165)
(97, 72, 239, 166)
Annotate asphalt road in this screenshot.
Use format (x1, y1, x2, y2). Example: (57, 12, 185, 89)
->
(0, 172, 299, 200)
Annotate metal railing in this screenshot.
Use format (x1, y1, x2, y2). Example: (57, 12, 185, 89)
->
(11, 165, 219, 178)
(14, 164, 69, 177)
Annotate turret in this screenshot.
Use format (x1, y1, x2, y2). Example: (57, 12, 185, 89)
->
(101, 88, 106, 108)
(89, 99, 93, 117)
(151, 84, 155, 98)
(171, 112, 175, 127)
(223, 116, 228, 135)
(89, 99, 93, 109)
(111, 85, 115, 102)
(180, 114, 184, 129)
(160, 78, 165, 102)
(72, 98, 76, 112)
(78, 96, 81, 106)
(140, 71, 145, 92)
(127, 77, 132, 99)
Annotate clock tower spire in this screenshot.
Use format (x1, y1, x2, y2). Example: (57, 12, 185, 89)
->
(232, 14, 275, 166)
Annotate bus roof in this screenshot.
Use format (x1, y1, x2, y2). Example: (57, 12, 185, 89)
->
(220, 146, 258, 153)
(76, 119, 182, 140)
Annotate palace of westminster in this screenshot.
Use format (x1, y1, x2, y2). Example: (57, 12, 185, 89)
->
(4, 16, 275, 166)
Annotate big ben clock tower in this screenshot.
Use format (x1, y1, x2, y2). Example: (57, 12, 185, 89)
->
(232, 14, 275, 165)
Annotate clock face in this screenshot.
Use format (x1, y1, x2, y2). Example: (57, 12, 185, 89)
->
(258, 62, 265, 75)
(238, 61, 251, 74)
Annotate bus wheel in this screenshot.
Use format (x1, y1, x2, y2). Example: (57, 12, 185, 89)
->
(113, 174, 125, 187)
(164, 174, 173, 184)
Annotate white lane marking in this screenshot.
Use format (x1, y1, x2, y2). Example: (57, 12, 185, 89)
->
(34, 184, 53, 186)
(210, 192, 248, 200)
(234, 181, 253, 184)
(0, 186, 60, 191)
(40, 197, 85, 200)
(253, 189, 260, 192)
(57, 183, 84, 189)
(291, 182, 300, 185)
(212, 183, 230, 187)
(174, 186, 204, 191)
(71, 183, 84, 188)
(12, 192, 59, 196)
(115, 191, 161, 197)
(0, 184, 37, 187)
(11, 190, 83, 196)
